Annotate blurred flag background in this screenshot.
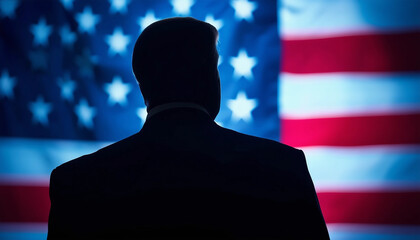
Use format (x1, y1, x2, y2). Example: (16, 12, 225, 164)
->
(0, 0, 419, 239)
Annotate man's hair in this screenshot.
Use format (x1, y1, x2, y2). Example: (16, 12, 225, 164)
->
(132, 17, 221, 119)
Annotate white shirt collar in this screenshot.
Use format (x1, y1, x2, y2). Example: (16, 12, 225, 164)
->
(146, 102, 210, 121)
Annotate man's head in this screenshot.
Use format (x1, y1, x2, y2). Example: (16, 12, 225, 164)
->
(132, 17, 221, 119)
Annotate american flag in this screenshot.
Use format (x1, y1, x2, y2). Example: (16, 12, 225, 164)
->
(0, 0, 419, 239)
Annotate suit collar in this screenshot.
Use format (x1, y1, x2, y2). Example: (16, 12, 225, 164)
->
(140, 104, 215, 133)
(146, 102, 210, 121)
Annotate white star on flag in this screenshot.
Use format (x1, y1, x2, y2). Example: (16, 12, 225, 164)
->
(227, 91, 258, 122)
(205, 15, 224, 31)
(138, 10, 160, 31)
(109, 0, 130, 14)
(105, 27, 131, 56)
(230, 49, 258, 80)
(57, 74, 76, 102)
(60, 0, 74, 10)
(30, 17, 52, 46)
(76, 6, 101, 34)
(0, 0, 20, 18)
(59, 25, 77, 47)
(0, 70, 17, 99)
(29, 96, 53, 126)
(104, 76, 132, 106)
(231, 0, 258, 21)
(75, 98, 96, 129)
(171, 0, 194, 15)
(137, 107, 148, 124)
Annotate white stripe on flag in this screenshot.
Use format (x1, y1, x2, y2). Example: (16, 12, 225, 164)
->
(301, 145, 420, 192)
(0, 138, 110, 177)
(327, 224, 420, 240)
(279, 73, 420, 119)
(1, 138, 420, 192)
(278, 0, 420, 39)
(0, 223, 47, 240)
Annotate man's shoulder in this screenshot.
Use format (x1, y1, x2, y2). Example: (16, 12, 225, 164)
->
(50, 151, 95, 189)
(50, 135, 144, 197)
(52, 133, 140, 177)
(217, 125, 301, 156)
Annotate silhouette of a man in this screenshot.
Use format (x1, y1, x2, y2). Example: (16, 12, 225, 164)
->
(48, 17, 329, 239)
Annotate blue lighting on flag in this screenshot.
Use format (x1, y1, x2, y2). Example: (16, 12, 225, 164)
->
(0, 0, 280, 142)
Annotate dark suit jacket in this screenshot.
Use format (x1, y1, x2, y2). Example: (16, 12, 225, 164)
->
(48, 108, 329, 239)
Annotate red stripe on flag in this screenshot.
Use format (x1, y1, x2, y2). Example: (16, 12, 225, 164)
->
(318, 191, 420, 225)
(281, 31, 420, 73)
(281, 113, 420, 147)
(0, 185, 50, 222)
